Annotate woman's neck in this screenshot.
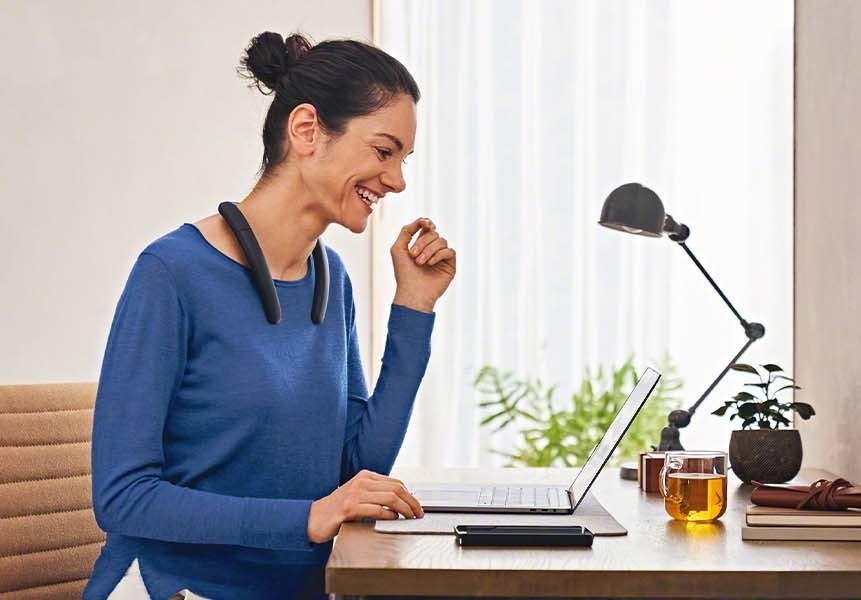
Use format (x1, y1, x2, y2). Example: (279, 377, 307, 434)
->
(238, 169, 329, 281)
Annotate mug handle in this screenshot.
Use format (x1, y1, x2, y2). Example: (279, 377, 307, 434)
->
(659, 456, 684, 499)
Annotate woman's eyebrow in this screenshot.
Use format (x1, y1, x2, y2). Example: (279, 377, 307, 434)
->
(374, 132, 404, 151)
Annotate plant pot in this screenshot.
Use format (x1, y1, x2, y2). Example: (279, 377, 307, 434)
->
(728, 429, 803, 484)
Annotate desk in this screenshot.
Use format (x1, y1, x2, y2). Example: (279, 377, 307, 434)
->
(326, 467, 861, 598)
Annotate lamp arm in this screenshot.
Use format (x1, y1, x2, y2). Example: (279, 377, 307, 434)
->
(686, 337, 757, 417)
(673, 239, 766, 412)
(654, 226, 766, 451)
(677, 241, 749, 327)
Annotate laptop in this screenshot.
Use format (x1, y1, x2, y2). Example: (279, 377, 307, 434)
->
(411, 367, 661, 514)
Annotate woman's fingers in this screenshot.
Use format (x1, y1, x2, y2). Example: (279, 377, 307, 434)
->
(351, 470, 425, 518)
(363, 491, 419, 519)
(367, 481, 424, 518)
(427, 247, 456, 267)
(360, 504, 399, 520)
(393, 218, 434, 253)
(414, 237, 448, 265)
(409, 230, 440, 259)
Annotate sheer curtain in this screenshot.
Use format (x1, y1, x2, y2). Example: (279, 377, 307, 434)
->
(372, 0, 794, 468)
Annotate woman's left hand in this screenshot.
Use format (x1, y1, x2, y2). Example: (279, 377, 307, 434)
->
(391, 217, 456, 313)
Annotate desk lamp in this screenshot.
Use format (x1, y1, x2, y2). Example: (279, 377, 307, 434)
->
(598, 183, 765, 451)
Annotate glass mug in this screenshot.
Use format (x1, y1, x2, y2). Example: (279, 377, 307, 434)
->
(659, 450, 728, 522)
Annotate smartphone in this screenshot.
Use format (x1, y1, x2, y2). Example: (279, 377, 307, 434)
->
(454, 525, 594, 547)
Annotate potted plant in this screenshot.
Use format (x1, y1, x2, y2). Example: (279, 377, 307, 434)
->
(711, 363, 814, 483)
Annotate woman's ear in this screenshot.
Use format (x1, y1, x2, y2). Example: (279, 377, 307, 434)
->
(286, 103, 320, 157)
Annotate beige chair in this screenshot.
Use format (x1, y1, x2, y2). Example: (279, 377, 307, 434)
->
(0, 383, 105, 599)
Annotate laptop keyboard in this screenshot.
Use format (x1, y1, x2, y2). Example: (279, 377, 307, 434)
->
(477, 486, 564, 508)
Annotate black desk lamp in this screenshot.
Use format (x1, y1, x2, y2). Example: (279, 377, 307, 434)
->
(598, 183, 765, 451)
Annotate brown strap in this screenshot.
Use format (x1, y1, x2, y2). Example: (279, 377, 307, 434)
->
(796, 478, 852, 509)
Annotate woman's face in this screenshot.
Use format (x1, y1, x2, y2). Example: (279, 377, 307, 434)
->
(310, 93, 417, 233)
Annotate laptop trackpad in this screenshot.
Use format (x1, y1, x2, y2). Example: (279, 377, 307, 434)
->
(412, 489, 480, 507)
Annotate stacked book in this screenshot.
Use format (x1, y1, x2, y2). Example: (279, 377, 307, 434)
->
(742, 504, 861, 541)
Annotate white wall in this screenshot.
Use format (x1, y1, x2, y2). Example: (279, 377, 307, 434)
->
(795, 0, 861, 482)
(0, 1, 373, 384)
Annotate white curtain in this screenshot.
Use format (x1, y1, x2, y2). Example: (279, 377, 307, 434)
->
(372, 0, 794, 468)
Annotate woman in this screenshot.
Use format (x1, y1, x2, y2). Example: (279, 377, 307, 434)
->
(84, 32, 455, 600)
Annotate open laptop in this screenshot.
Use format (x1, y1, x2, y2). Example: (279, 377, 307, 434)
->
(411, 367, 661, 514)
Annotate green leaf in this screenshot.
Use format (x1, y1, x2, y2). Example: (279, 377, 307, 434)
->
(742, 416, 756, 429)
(478, 399, 503, 408)
(711, 405, 729, 416)
(480, 408, 511, 426)
(744, 383, 769, 390)
(731, 363, 759, 374)
(792, 402, 816, 419)
(773, 384, 801, 395)
(515, 408, 540, 422)
(737, 403, 758, 418)
(773, 375, 795, 384)
(733, 391, 756, 401)
(761, 364, 784, 373)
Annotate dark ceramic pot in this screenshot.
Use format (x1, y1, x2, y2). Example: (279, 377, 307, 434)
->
(728, 429, 803, 484)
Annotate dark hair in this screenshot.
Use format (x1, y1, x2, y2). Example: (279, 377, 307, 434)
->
(238, 31, 420, 174)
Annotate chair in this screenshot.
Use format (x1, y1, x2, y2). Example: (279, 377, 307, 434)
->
(0, 383, 104, 599)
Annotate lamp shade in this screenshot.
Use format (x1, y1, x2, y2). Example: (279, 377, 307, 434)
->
(598, 182, 665, 237)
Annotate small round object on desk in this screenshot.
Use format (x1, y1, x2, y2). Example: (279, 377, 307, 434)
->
(619, 462, 639, 481)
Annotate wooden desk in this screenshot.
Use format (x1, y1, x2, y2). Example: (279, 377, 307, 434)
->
(326, 467, 861, 598)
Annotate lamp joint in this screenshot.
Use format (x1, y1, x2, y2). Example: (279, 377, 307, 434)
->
(745, 322, 765, 340)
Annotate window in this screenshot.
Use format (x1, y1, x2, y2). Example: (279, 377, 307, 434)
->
(374, 0, 794, 467)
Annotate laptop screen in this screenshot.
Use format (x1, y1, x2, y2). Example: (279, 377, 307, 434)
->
(568, 367, 661, 506)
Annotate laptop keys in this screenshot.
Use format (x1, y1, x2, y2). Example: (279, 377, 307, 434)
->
(476, 486, 567, 509)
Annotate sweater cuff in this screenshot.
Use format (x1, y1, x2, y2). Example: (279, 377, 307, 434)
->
(239, 497, 315, 551)
(389, 303, 435, 341)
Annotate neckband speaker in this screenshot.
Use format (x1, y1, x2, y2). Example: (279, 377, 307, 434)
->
(218, 202, 329, 325)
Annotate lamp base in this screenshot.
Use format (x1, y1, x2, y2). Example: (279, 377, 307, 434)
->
(658, 424, 685, 451)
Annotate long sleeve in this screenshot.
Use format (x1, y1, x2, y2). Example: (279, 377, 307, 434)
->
(340, 303, 435, 483)
(91, 253, 314, 551)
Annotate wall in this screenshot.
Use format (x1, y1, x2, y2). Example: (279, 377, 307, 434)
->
(795, 0, 861, 481)
(0, 1, 373, 384)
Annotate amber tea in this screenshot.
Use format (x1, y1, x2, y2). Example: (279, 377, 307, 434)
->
(663, 472, 727, 522)
(660, 450, 728, 522)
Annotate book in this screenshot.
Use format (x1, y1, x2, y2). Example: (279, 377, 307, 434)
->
(746, 504, 861, 527)
(742, 525, 861, 541)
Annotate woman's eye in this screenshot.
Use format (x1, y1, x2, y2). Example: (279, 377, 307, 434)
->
(375, 147, 392, 160)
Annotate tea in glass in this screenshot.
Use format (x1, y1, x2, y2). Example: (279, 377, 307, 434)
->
(660, 451, 728, 522)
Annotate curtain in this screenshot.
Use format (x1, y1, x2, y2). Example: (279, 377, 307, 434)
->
(372, 0, 794, 468)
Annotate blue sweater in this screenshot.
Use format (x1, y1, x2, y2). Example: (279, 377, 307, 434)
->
(84, 224, 434, 600)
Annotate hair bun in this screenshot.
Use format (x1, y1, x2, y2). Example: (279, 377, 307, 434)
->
(240, 31, 312, 93)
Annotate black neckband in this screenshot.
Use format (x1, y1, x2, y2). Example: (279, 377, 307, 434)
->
(218, 201, 329, 325)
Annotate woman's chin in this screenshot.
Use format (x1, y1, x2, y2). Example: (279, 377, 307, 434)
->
(344, 216, 369, 234)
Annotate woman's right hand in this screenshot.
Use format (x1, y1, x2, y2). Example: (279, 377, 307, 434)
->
(306, 470, 425, 543)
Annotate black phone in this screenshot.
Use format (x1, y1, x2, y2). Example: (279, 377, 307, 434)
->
(453, 525, 594, 547)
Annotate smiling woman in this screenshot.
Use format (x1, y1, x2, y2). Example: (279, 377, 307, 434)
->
(84, 31, 455, 600)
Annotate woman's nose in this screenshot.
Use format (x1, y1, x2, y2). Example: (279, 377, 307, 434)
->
(381, 163, 406, 193)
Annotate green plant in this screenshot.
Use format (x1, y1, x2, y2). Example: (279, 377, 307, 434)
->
(710, 363, 814, 430)
(474, 356, 683, 467)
